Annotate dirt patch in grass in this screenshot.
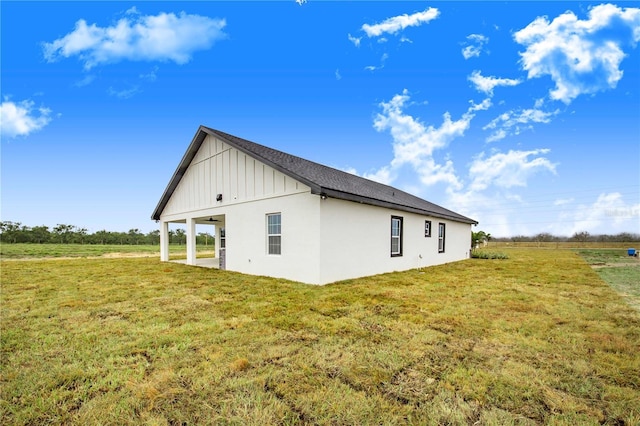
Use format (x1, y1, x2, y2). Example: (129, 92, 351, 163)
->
(576, 249, 640, 311)
(0, 243, 215, 260)
(3, 252, 159, 262)
(2, 250, 215, 262)
(2, 250, 639, 425)
(590, 261, 639, 268)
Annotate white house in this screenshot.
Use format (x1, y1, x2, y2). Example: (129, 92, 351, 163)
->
(152, 126, 477, 285)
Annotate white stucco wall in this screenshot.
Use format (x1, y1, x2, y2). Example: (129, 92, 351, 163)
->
(162, 192, 323, 284)
(317, 198, 472, 284)
(222, 192, 322, 284)
(190, 195, 471, 285)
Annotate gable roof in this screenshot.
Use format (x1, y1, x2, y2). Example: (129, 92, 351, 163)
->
(151, 125, 477, 224)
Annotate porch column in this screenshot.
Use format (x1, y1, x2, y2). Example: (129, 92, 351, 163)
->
(160, 221, 169, 262)
(186, 218, 196, 265)
(214, 225, 219, 259)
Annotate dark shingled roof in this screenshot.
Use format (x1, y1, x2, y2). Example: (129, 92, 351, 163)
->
(151, 126, 477, 224)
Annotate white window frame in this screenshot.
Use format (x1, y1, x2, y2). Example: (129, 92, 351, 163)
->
(391, 216, 403, 257)
(266, 213, 281, 255)
(438, 222, 446, 253)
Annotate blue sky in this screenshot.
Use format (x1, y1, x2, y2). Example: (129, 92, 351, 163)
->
(2, 1, 639, 237)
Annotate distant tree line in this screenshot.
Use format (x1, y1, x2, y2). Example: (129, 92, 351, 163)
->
(2, 221, 637, 246)
(491, 231, 639, 243)
(0, 221, 214, 246)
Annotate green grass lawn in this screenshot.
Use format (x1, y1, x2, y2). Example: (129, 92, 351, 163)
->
(2, 250, 639, 425)
(574, 248, 638, 265)
(575, 249, 640, 313)
(0, 243, 214, 259)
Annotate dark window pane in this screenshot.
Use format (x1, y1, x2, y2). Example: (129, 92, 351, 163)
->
(268, 235, 281, 255)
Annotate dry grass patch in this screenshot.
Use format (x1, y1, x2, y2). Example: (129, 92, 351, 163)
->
(2, 250, 639, 425)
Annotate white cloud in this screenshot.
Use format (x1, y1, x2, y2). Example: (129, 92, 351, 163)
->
(462, 46, 480, 60)
(461, 34, 488, 59)
(554, 198, 574, 206)
(486, 129, 506, 142)
(559, 193, 640, 235)
(468, 149, 557, 191)
(362, 166, 394, 185)
(341, 166, 358, 176)
(74, 74, 96, 87)
(335, 69, 342, 80)
(468, 97, 492, 112)
(43, 12, 227, 69)
(348, 92, 560, 237)
(0, 99, 53, 138)
(468, 70, 521, 96)
(108, 86, 141, 99)
(367, 90, 493, 190)
(340, 165, 394, 185)
(483, 106, 559, 142)
(364, 53, 389, 72)
(514, 3, 640, 103)
(347, 33, 361, 47)
(445, 189, 506, 233)
(139, 66, 159, 81)
(362, 7, 439, 37)
(295, 0, 307, 5)
(375, 90, 470, 162)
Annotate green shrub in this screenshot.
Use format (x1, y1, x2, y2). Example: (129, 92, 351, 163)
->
(471, 249, 509, 259)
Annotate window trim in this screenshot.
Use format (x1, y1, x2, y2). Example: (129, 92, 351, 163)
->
(266, 213, 281, 255)
(438, 222, 446, 253)
(425, 220, 432, 237)
(391, 216, 403, 257)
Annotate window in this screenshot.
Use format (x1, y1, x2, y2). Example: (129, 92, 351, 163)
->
(267, 213, 281, 255)
(220, 227, 226, 249)
(425, 220, 432, 237)
(438, 223, 446, 253)
(391, 216, 403, 257)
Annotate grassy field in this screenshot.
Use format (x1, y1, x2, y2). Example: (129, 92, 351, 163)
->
(576, 249, 640, 312)
(2, 250, 639, 425)
(0, 243, 214, 259)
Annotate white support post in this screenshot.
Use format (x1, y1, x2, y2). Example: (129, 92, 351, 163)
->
(186, 218, 196, 265)
(215, 225, 220, 260)
(160, 221, 169, 262)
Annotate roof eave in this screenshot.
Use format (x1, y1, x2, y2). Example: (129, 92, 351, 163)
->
(321, 188, 478, 225)
(151, 126, 210, 220)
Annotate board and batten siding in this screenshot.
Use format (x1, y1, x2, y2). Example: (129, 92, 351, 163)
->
(162, 135, 309, 217)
